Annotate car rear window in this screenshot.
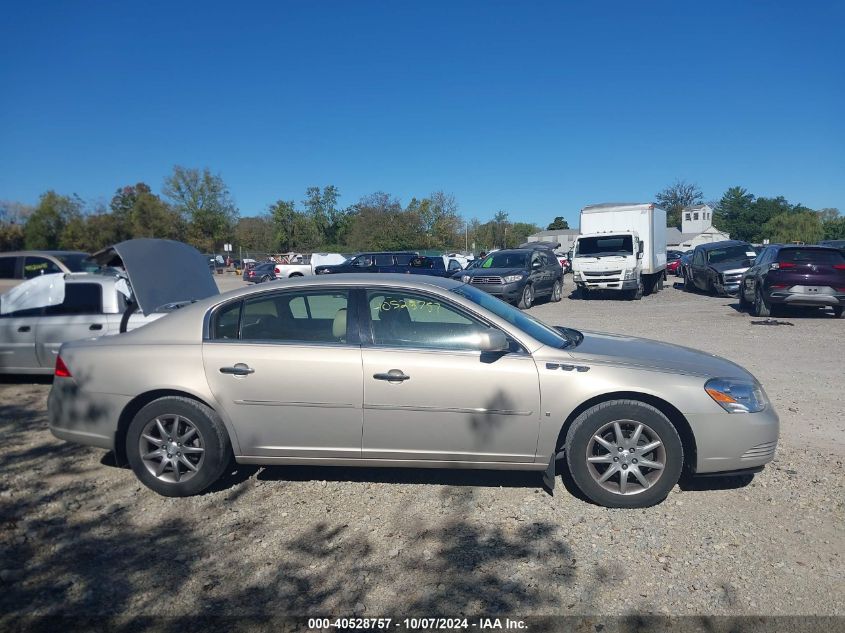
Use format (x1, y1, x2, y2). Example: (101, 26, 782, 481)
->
(0, 256, 17, 279)
(44, 283, 103, 315)
(778, 248, 845, 264)
(55, 253, 98, 273)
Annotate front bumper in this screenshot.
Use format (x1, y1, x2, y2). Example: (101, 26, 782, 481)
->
(688, 405, 780, 474)
(471, 281, 524, 302)
(575, 275, 636, 290)
(714, 282, 740, 295)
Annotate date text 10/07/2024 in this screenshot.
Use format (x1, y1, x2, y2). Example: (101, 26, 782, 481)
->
(307, 618, 528, 631)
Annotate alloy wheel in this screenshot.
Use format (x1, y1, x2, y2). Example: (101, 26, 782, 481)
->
(138, 415, 205, 483)
(585, 419, 666, 496)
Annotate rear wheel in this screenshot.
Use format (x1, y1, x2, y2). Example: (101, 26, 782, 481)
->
(126, 397, 232, 497)
(550, 280, 563, 302)
(260, 275, 271, 283)
(738, 287, 749, 312)
(518, 284, 534, 309)
(754, 287, 771, 317)
(833, 306, 843, 318)
(565, 400, 683, 508)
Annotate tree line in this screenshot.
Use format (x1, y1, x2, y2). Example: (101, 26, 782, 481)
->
(656, 180, 843, 244)
(0, 167, 543, 256)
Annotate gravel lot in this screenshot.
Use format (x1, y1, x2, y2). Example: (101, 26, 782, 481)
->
(1, 273, 843, 619)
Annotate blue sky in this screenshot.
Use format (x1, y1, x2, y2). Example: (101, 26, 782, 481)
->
(1, 1, 843, 226)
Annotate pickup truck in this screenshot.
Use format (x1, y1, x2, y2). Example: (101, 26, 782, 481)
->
(272, 253, 347, 278)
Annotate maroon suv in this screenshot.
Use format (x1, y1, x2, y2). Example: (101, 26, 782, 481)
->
(739, 245, 845, 317)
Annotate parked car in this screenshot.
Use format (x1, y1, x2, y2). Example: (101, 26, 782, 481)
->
(48, 274, 779, 508)
(666, 250, 683, 276)
(684, 241, 757, 295)
(818, 239, 845, 255)
(738, 245, 845, 318)
(314, 252, 419, 275)
(243, 262, 277, 284)
(0, 250, 99, 294)
(460, 247, 563, 309)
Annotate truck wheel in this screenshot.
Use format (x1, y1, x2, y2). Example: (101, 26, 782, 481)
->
(629, 280, 643, 300)
(126, 397, 233, 497)
(657, 275, 664, 291)
(565, 399, 683, 508)
(518, 284, 534, 309)
(754, 288, 771, 317)
(289, 272, 303, 278)
(550, 280, 563, 302)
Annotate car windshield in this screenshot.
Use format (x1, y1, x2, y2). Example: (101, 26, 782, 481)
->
(667, 252, 681, 261)
(576, 235, 633, 257)
(55, 253, 99, 273)
(706, 245, 753, 264)
(451, 284, 572, 349)
(779, 248, 845, 264)
(481, 252, 529, 268)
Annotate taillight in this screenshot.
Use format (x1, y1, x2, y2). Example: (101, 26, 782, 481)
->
(55, 355, 72, 378)
(770, 262, 795, 270)
(248, 271, 255, 277)
(833, 264, 845, 270)
(769, 284, 788, 289)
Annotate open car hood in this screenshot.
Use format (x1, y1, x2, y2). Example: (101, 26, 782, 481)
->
(93, 239, 219, 315)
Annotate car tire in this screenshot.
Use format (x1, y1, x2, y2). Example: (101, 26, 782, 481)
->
(550, 280, 563, 302)
(738, 288, 749, 312)
(289, 272, 303, 277)
(518, 284, 534, 309)
(833, 306, 844, 318)
(754, 288, 771, 317)
(565, 399, 683, 508)
(683, 271, 693, 292)
(629, 279, 643, 301)
(260, 275, 271, 283)
(126, 397, 232, 497)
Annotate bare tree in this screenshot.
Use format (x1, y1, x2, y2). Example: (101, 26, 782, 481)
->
(656, 180, 704, 228)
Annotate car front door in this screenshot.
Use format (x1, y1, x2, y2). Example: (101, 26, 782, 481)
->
(360, 288, 541, 463)
(35, 282, 111, 367)
(691, 249, 707, 289)
(202, 288, 364, 459)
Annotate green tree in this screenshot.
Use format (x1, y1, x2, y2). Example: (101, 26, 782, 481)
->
(0, 223, 25, 250)
(713, 186, 756, 241)
(547, 217, 569, 230)
(656, 180, 703, 228)
(235, 215, 277, 254)
(269, 199, 297, 251)
(302, 185, 343, 245)
(345, 192, 423, 251)
(762, 211, 824, 244)
(822, 216, 845, 240)
(163, 166, 239, 253)
(24, 191, 83, 249)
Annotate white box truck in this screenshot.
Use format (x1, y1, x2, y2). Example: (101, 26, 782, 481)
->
(572, 202, 667, 300)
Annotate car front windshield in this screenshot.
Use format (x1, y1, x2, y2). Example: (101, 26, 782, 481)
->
(481, 252, 529, 269)
(576, 235, 633, 257)
(451, 284, 571, 349)
(56, 253, 99, 273)
(706, 245, 753, 264)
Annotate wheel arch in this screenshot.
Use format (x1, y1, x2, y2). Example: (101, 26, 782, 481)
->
(554, 391, 697, 474)
(114, 389, 224, 466)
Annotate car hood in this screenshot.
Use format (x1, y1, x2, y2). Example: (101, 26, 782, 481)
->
(568, 330, 753, 379)
(708, 260, 753, 273)
(465, 267, 527, 277)
(93, 239, 219, 315)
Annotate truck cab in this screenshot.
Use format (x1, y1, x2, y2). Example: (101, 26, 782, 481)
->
(572, 203, 667, 300)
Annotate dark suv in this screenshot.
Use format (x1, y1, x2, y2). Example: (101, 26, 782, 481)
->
(739, 245, 845, 317)
(458, 247, 563, 309)
(314, 252, 456, 277)
(685, 240, 757, 295)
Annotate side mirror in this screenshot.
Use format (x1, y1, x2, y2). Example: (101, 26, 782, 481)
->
(638, 242, 644, 255)
(477, 330, 509, 353)
(531, 260, 542, 269)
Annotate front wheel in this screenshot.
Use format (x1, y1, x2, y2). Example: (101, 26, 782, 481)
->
(565, 400, 683, 508)
(754, 288, 771, 317)
(518, 284, 534, 309)
(834, 306, 844, 318)
(738, 287, 749, 312)
(550, 280, 563, 302)
(126, 397, 232, 497)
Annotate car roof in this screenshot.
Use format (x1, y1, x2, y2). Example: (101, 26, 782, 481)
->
(696, 240, 749, 251)
(0, 250, 89, 257)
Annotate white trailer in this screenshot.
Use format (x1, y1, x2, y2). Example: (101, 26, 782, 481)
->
(572, 203, 667, 300)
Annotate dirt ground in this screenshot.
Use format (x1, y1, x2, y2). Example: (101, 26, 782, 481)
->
(1, 273, 842, 620)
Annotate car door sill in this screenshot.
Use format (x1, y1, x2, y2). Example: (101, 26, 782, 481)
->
(235, 456, 545, 470)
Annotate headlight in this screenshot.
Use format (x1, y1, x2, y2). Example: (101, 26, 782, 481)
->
(461, 275, 471, 283)
(502, 274, 524, 283)
(623, 270, 633, 280)
(705, 378, 768, 413)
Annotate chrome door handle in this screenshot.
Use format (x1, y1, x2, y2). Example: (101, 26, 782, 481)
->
(219, 363, 255, 376)
(373, 369, 410, 382)
(89, 324, 103, 331)
(17, 326, 30, 333)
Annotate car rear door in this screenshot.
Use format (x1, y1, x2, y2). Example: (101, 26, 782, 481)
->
(35, 281, 110, 367)
(360, 288, 541, 463)
(0, 307, 41, 371)
(202, 287, 364, 459)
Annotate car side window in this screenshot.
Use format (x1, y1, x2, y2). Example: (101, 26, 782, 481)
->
(0, 256, 17, 279)
(239, 290, 349, 344)
(44, 283, 103, 316)
(353, 255, 373, 267)
(214, 301, 242, 339)
(395, 254, 413, 266)
(693, 250, 704, 266)
(448, 259, 462, 271)
(366, 290, 495, 351)
(374, 254, 394, 267)
(23, 256, 62, 279)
